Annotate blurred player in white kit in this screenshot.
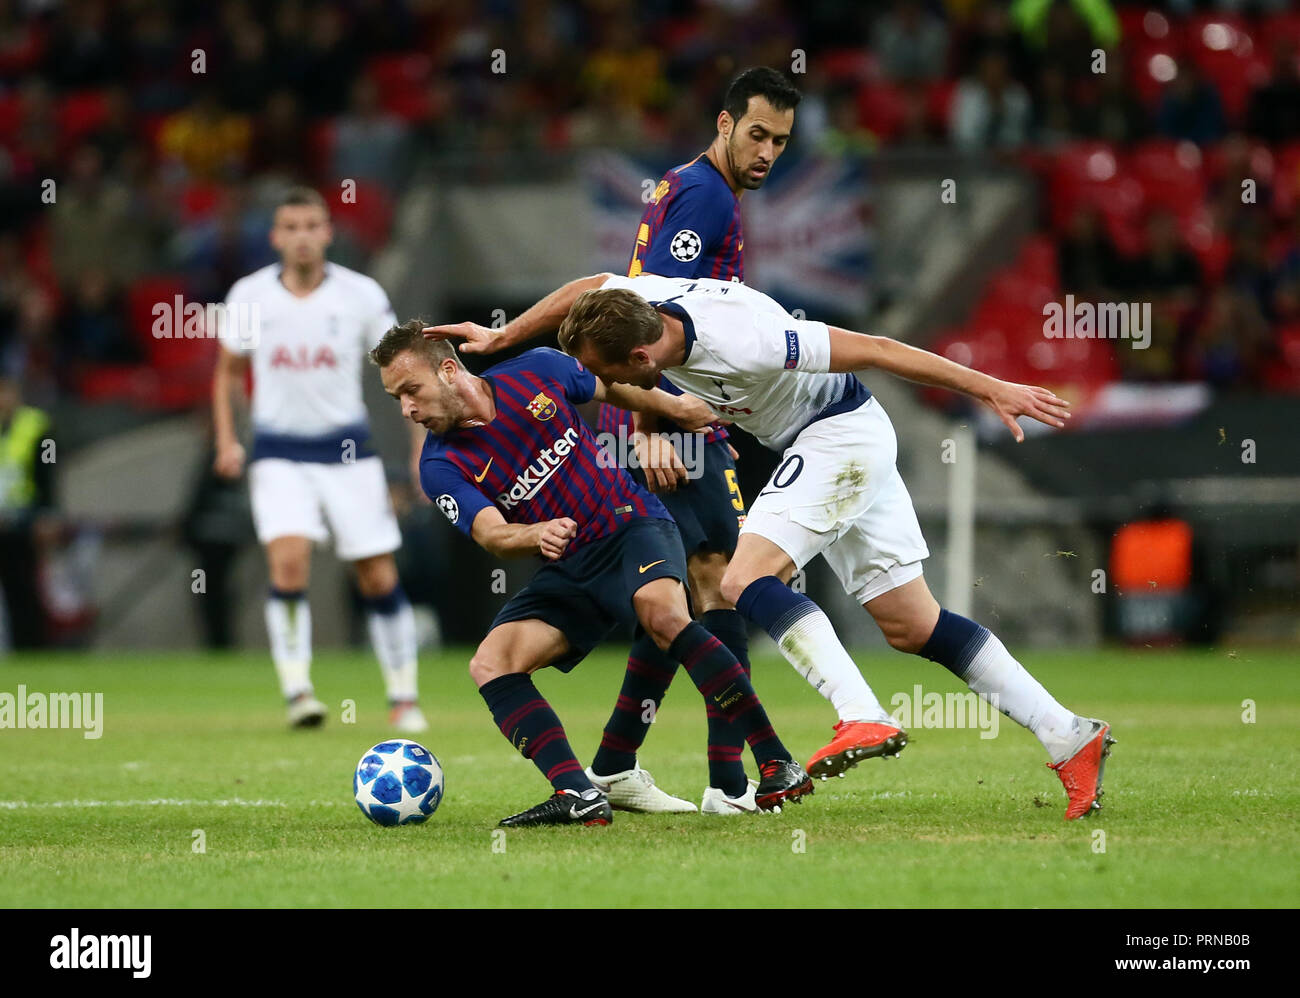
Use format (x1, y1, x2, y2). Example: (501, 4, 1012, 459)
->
(211, 187, 427, 732)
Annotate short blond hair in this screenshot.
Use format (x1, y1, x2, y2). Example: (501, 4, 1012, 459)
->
(558, 288, 664, 362)
(369, 318, 464, 371)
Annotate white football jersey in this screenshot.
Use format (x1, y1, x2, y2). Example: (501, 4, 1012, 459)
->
(599, 274, 870, 452)
(221, 262, 396, 436)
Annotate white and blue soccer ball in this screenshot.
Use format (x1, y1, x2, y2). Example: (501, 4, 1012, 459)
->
(353, 739, 444, 827)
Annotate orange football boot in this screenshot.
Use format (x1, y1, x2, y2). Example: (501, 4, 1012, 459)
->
(806, 720, 908, 779)
(1048, 718, 1115, 819)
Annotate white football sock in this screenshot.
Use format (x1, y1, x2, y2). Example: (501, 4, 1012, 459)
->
(266, 593, 312, 700)
(963, 630, 1078, 762)
(367, 600, 419, 704)
(777, 610, 893, 724)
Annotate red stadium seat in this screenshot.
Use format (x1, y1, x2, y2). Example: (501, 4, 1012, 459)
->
(971, 297, 1044, 339)
(924, 79, 957, 131)
(1118, 8, 1181, 47)
(0, 91, 23, 144)
(821, 48, 879, 85)
(1202, 138, 1274, 187)
(308, 121, 336, 177)
(986, 267, 1056, 313)
(1265, 323, 1300, 393)
(1127, 40, 1185, 108)
(1267, 12, 1300, 48)
(57, 90, 109, 149)
(127, 275, 189, 350)
(1022, 331, 1120, 388)
(1179, 206, 1230, 283)
(1047, 142, 1124, 230)
(368, 53, 432, 121)
(857, 83, 907, 143)
(1272, 142, 1300, 218)
(331, 180, 394, 252)
(1095, 178, 1147, 257)
(1127, 140, 1205, 219)
(1184, 15, 1270, 123)
(1015, 236, 1060, 288)
(177, 181, 224, 221)
(75, 364, 152, 404)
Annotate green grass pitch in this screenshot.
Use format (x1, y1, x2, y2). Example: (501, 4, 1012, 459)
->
(1, 646, 1296, 908)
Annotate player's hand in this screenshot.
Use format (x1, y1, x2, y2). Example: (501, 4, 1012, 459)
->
(537, 517, 578, 560)
(214, 440, 245, 479)
(669, 393, 721, 432)
(982, 380, 1071, 442)
(423, 322, 500, 355)
(727, 443, 739, 461)
(633, 432, 688, 494)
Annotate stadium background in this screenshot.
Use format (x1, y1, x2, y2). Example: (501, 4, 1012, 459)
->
(3, 0, 1299, 658)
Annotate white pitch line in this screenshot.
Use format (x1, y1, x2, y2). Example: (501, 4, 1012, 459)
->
(0, 798, 343, 809)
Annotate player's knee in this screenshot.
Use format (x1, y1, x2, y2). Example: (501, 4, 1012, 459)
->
(879, 617, 930, 655)
(269, 560, 309, 591)
(687, 554, 731, 612)
(354, 556, 397, 598)
(468, 651, 504, 687)
(640, 603, 691, 650)
(718, 568, 756, 608)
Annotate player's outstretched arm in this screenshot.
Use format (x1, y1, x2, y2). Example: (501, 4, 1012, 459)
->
(826, 326, 1071, 443)
(424, 273, 616, 355)
(470, 506, 577, 560)
(593, 380, 717, 430)
(212, 348, 250, 479)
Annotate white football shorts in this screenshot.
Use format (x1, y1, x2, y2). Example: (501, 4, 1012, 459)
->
(248, 456, 401, 560)
(741, 396, 930, 604)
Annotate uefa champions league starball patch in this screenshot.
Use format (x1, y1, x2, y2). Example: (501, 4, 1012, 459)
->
(669, 229, 702, 262)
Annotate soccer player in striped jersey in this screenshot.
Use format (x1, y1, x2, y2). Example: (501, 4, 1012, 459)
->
(429, 68, 805, 816)
(370, 321, 814, 825)
(213, 187, 428, 732)
(551, 275, 1114, 821)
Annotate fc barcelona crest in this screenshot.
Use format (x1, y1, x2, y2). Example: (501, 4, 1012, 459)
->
(527, 391, 557, 421)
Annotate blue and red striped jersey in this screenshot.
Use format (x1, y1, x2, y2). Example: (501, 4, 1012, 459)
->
(420, 348, 672, 557)
(600, 153, 742, 444)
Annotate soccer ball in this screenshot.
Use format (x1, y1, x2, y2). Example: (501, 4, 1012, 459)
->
(353, 739, 444, 827)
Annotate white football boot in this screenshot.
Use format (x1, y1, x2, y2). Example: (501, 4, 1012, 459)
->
(389, 702, 429, 734)
(287, 693, 327, 728)
(584, 764, 697, 813)
(701, 778, 759, 815)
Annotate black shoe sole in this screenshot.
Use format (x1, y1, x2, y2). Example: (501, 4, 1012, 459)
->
(498, 805, 614, 828)
(755, 775, 814, 812)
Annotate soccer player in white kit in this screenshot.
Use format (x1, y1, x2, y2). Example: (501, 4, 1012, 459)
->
(211, 187, 427, 732)
(439, 271, 1113, 820)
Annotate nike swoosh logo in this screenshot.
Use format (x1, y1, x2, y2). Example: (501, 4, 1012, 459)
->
(473, 458, 493, 483)
(755, 489, 777, 499)
(639, 560, 667, 573)
(570, 801, 606, 819)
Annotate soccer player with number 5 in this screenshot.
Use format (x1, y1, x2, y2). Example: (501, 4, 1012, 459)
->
(428, 68, 806, 816)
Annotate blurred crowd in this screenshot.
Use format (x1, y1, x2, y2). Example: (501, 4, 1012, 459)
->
(2, 0, 1299, 408)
